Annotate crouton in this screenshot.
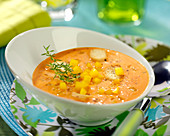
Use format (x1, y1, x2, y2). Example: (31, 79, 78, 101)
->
(104, 67, 120, 80)
(90, 49, 107, 61)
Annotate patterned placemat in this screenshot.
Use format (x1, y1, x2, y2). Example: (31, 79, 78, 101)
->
(1, 35, 170, 136)
(10, 79, 170, 136)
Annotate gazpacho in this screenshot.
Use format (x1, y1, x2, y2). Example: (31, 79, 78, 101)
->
(32, 46, 149, 104)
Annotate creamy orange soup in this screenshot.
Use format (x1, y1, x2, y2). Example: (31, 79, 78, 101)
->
(32, 47, 149, 104)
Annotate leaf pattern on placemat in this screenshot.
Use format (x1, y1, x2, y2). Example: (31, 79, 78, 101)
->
(135, 128, 149, 136)
(153, 125, 167, 136)
(44, 116, 75, 136)
(20, 105, 57, 124)
(10, 79, 170, 136)
(14, 80, 26, 102)
(150, 97, 166, 109)
(75, 123, 113, 136)
(10, 74, 170, 136)
(144, 44, 170, 61)
(114, 35, 170, 62)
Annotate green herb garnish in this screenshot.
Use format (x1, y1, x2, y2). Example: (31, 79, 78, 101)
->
(42, 45, 80, 82)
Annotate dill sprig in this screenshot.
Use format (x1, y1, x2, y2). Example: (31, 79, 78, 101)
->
(42, 45, 80, 82)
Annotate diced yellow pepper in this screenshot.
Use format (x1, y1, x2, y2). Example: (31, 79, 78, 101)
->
(89, 68, 99, 77)
(80, 71, 89, 78)
(98, 88, 105, 94)
(93, 77, 101, 84)
(73, 66, 82, 74)
(75, 81, 88, 90)
(95, 62, 102, 69)
(81, 81, 89, 88)
(112, 79, 120, 85)
(85, 69, 91, 73)
(70, 59, 79, 67)
(115, 67, 124, 76)
(86, 63, 93, 69)
(59, 82, 67, 90)
(98, 73, 104, 79)
(83, 75, 91, 84)
(112, 87, 119, 94)
(105, 89, 112, 95)
(80, 88, 87, 95)
(75, 81, 81, 90)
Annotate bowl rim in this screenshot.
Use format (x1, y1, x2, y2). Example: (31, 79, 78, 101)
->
(5, 26, 155, 107)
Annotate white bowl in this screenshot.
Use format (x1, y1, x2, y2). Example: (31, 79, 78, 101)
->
(5, 27, 155, 126)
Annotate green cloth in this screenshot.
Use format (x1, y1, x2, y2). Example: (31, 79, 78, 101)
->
(0, 0, 51, 48)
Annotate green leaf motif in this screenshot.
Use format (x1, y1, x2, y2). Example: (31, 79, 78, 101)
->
(152, 125, 167, 136)
(22, 115, 39, 128)
(14, 80, 26, 102)
(116, 111, 129, 127)
(154, 98, 165, 104)
(150, 100, 157, 109)
(163, 55, 170, 61)
(134, 42, 147, 56)
(150, 98, 165, 109)
(14, 115, 19, 119)
(30, 127, 38, 136)
(11, 105, 18, 114)
(135, 128, 149, 136)
(59, 127, 73, 136)
(114, 35, 125, 39)
(57, 116, 66, 125)
(45, 126, 60, 132)
(42, 131, 55, 136)
(11, 105, 19, 119)
(88, 126, 116, 136)
(27, 97, 40, 105)
(144, 44, 170, 61)
(76, 124, 111, 136)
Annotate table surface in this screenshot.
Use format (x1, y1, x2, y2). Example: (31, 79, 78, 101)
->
(52, 0, 170, 45)
(0, 0, 170, 135)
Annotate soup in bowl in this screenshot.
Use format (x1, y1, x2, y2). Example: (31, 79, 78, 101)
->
(5, 27, 155, 126)
(33, 47, 149, 104)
